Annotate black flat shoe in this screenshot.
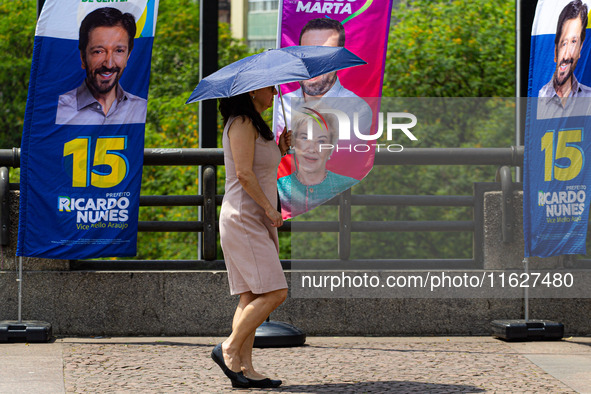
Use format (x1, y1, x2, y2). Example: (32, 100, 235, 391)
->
(211, 344, 249, 388)
(246, 377, 283, 388)
(231, 376, 251, 389)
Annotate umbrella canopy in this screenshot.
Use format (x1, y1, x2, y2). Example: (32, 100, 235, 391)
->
(186, 45, 366, 103)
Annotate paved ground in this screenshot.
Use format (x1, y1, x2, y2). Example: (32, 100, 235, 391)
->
(1, 336, 590, 393)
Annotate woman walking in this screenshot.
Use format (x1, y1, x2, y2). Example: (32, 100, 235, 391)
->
(212, 85, 291, 389)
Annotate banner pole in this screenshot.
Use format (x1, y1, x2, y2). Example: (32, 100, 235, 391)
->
(198, 0, 219, 260)
(277, 86, 288, 129)
(36, 0, 45, 18)
(18, 256, 22, 323)
(523, 257, 529, 322)
(515, 0, 523, 182)
(278, 86, 294, 155)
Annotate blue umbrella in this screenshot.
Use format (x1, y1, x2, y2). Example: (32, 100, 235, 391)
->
(185, 45, 366, 103)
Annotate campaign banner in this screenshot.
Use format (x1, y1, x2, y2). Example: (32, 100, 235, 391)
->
(524, 0, 591, 257)
(274, 0, 393, 219)
(17, 0, 159, 259)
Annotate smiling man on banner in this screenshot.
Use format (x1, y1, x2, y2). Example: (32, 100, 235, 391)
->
(17, 0, 158, 260)
(525, 0, 591, 257)
(56, 7, 147, 125)
(538, 0, 591, 101)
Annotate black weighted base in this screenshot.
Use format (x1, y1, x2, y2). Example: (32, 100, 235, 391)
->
(491, 319, 564, 341)
(254, 321, 306, 348)
(0, 320, 52, 343)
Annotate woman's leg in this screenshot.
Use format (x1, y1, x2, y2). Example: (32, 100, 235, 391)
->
(239, 329, 267, 379)
(222, 291, 257, 372)
(222, 288, 287, 373)
(230, 292, 265, 377)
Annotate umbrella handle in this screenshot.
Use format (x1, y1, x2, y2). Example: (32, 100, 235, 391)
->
(277, 85, 294, 155)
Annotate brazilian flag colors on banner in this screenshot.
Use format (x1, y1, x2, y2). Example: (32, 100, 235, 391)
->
(17, 0, 159, 259)
(525, 0, 591, 257)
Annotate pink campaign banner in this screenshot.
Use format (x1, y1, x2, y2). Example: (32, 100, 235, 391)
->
(274, 0, 393, 219)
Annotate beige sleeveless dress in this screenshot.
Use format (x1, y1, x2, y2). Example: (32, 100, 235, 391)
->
(219, 116, 288, 295)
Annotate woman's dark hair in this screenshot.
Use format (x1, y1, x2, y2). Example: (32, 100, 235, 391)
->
(299, 18, 345, 47)
(555, 0, 588, 47)
(79, 8, 136, 54)
(219, 92, 274, 141)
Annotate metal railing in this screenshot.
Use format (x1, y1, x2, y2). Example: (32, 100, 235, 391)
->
(0, 147, 523, 269)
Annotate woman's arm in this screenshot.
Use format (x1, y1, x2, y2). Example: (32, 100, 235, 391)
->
(228, 117, 283, 227)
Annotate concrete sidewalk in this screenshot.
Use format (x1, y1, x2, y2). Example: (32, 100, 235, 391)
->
(1, 336, 590, 393)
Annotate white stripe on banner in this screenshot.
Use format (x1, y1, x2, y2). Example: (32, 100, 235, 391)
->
(531, 0, 591, 36)
(36, 1, 149, 39)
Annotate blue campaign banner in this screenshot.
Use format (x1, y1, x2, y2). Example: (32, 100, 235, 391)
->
(524, 113, 591, 257)
(17, 0, 159, 259)
(524, 0, 591, 257)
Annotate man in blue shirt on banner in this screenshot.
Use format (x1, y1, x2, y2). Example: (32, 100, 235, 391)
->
(56, 7, 147, 126)
(538, 0, 591, 103)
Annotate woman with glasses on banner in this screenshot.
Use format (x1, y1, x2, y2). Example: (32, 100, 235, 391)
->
(211, 86, 291, 389)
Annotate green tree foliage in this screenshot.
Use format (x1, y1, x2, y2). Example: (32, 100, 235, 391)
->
(384, 0, 515, 97)
(0, 0, 35, 148)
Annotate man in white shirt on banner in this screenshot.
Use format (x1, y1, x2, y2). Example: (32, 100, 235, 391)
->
(275, 18, 372, 137)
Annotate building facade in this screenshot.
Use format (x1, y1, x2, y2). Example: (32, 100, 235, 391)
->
(231, 0, 279, 50)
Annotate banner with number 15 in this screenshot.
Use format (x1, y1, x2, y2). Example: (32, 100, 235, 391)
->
(525, 0, 591, 257)
(17, 0, 159, 259)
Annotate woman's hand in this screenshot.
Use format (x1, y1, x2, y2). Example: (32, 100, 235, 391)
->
(278, 127, 292, 156)
(265, 207, 283, 227)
